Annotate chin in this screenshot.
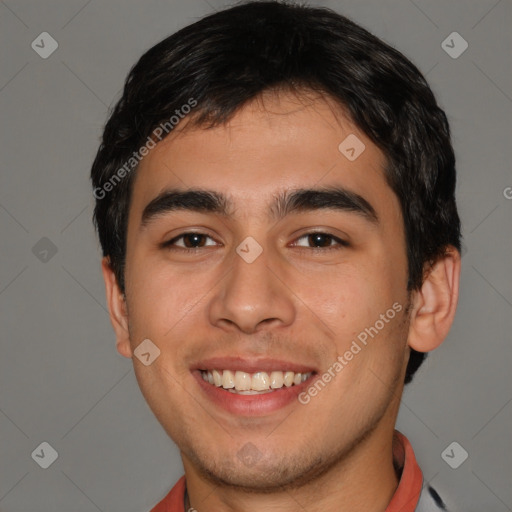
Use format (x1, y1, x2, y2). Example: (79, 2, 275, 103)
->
(188, 445, 329, 493)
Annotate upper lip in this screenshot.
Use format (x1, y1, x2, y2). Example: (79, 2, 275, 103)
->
(191, 356, 317, 374)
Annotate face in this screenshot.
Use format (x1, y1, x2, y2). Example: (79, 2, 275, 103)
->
(117, 90, 412, 490)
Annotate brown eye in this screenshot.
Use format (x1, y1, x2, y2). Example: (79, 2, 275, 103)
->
(293, 232, 348, 250)
(162, 233, 218, 250)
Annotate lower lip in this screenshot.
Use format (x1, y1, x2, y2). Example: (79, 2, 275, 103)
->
(193, 371, 316, 416)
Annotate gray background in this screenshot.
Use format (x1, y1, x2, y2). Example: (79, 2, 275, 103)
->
(0, 0, 511, 510)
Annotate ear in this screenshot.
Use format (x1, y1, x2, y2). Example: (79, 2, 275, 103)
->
(101, 257, 133, 358)
(407, 246, 461, 353)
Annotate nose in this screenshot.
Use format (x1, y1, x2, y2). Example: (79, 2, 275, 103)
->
(208, 245, 296, 334)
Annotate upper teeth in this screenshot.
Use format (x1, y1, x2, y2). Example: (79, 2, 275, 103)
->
(201, 369, 312, 392)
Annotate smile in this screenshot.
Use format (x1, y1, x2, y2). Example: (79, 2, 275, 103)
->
(200, 369, 313, 394)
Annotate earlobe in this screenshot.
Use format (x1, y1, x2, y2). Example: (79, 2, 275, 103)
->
(407, 246, 461, 353)
(101, 257, 133, 359)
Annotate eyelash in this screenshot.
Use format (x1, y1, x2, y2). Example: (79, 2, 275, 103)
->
(161, 232, 349, 253)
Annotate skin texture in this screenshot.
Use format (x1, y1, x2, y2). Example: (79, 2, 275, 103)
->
(102, 89, 461, 512)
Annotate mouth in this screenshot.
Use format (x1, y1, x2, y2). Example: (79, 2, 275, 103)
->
(200, 369, 313, 394)
(191, 357, 318, 416)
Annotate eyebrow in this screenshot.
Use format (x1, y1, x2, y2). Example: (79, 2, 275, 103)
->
(140, 186, 378, 227)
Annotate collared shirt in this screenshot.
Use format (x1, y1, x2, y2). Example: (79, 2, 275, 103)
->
(149, 430, 448, 512)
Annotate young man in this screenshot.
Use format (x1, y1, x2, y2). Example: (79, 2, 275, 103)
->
(91, 2, 461, 511)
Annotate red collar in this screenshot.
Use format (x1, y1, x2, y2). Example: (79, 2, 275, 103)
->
(385, 430, 423, 511)
(150, 430, 423, 512)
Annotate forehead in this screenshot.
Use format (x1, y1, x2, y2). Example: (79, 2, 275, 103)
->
(129, 90, 395, 222)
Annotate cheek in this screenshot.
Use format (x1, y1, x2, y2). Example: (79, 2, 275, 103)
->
(302, 262, 393, 329)
(306, 261, 407, 375)
(127, 257, 205, 337)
